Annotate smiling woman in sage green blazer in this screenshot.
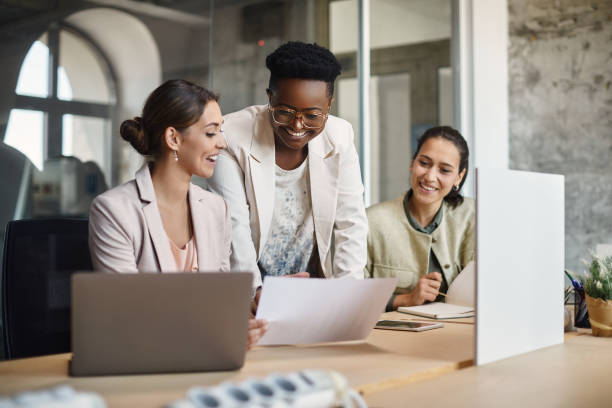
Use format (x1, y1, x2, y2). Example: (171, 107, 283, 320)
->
(366, 126, 475, 311)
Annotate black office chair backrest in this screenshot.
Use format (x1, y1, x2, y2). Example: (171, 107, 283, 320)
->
(1, 218, 93, 359)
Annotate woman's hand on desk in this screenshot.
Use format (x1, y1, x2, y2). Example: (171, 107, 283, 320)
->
(247, 318, 268, 350)
(393, 272, 442, 308)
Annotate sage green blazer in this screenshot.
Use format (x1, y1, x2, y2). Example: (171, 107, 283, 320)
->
(366, 193, 475, 294)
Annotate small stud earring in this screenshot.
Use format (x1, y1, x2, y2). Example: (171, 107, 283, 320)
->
(453, 185, 459, 191)
(173, 150, 178, 162)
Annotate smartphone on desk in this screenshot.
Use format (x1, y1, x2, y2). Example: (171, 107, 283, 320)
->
(375, 320, 444, 332)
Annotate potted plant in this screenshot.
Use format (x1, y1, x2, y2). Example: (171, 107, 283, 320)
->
(581, 253, 612, 337)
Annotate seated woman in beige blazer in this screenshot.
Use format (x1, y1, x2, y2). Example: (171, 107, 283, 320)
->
(206, 42, 368, 296)
(89, 79, 266, 348)
(366, 126, 475, 311)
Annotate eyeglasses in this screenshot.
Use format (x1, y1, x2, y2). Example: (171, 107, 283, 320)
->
(268, 105, 329, 129)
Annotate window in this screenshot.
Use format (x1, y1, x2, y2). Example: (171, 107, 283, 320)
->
(5, 25, 116, 183)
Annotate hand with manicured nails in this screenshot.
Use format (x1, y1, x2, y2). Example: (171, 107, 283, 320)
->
(393, 272, 442, 309)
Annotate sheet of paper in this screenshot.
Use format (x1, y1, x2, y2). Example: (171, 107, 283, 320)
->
(255, 277, 398, 345)
(446, 260, 475, 308)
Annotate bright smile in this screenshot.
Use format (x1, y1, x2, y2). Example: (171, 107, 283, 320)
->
(206, 154, 218, 165)
(284, 128, 307, 140)
(418, 181, 438, 192)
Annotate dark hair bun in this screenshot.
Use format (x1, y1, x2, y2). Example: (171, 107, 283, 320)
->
(120, 117, 149, 155)
(121, 80, 217, 159)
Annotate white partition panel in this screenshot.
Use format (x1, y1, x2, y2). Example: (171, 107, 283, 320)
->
(476, 168, 564, 365)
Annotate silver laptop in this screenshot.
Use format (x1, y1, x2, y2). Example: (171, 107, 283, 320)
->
(71, 272, 252, 376)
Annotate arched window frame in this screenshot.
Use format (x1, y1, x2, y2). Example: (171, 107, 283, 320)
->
(12, 22, 119, 180)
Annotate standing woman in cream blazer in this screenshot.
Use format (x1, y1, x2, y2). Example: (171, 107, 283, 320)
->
(206, 42, 368, 291)
(88, 79, 266, 348)
(366, 126, 474, 311)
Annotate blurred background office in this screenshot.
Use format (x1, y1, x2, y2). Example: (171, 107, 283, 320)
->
(0, 0, 610, 348)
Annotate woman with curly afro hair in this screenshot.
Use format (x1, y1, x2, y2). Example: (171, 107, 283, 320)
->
(207, 42, 367, 305)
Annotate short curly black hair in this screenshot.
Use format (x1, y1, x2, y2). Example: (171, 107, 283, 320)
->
(266, 41, 342, 98)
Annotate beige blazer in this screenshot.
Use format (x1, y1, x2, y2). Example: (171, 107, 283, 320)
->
(366, 194, 475, 294)
(206, 105, 368, 286)
(89, 164, 232, 273)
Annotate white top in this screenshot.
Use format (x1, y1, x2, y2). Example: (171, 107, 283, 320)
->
(258, 158, 315, 276)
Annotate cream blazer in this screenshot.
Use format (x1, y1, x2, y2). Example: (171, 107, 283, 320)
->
(89, 164, 232, 273)
(206, 105, 368, 286)
(366, 194, 475, 294)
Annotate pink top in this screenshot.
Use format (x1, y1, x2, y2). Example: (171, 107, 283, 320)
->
(168, 237, 199, 272)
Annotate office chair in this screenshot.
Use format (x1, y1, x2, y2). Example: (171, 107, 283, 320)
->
(0, 142, 33, 241)
(0, 142, 34, 360)
(1, 218, 93, 360)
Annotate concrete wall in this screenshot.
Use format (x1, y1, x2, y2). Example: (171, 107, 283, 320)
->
(508, 0, 612, 272)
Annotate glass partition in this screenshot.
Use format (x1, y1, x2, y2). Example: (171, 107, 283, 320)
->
(1, 0, 459, 218)
(330, 0, 454, 204)
(0, 0, 468, 361)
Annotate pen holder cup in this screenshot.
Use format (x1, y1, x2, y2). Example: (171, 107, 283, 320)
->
(573, 288, 591, 329)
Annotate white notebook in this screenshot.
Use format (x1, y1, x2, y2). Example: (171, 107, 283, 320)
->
(397, 261, 476, 319)
(398, 302, 474, 319)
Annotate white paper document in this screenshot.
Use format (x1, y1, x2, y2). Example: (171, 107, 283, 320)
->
(446, 260, 475, 308)
(255, 277, 398, 345)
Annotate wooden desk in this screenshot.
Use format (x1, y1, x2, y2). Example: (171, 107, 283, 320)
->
(366, 332, 611, 408)
(0, 312, 474, 406)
